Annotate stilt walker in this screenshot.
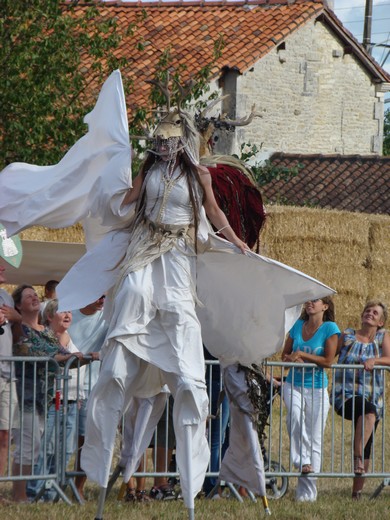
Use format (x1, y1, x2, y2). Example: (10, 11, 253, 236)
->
(0, 71, 335, 520)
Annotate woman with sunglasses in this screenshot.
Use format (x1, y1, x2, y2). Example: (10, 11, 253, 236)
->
(281, 297, 339, 502)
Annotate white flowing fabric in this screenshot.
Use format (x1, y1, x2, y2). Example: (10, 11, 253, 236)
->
(196, 235, 332, 366)
(0, 70, 132, 250)
(119, 393, 168, 480)
(80, 343, 210, 506)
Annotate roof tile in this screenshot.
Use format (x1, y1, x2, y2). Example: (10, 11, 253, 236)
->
(263, 153, 390, 214)
(68, 0, 325, 110)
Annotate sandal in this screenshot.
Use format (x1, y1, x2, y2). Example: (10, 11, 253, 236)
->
(301, 464, 313, 474)
(354, 456, 365, 475)
(124, 487, 136, 503)
(136, 490, 151, 503)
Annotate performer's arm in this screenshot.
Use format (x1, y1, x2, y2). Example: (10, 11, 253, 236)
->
(121, 174, 143, 206)
(198, 166, 249, 254)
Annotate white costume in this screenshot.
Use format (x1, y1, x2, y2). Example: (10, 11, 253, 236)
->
(0, 70, 336, 511)
(105, 165, 205, 385)
(81, 163, 211, 503)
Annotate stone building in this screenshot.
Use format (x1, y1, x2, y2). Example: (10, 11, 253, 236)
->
(71, 0, 390, 157)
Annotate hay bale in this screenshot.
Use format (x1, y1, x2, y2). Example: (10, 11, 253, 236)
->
(368, 266, 390, 303)
(262, 205, 370, 247)
(369, 219, 390, 266)
(20, 224, 84, 243)
(260, 205, 388, 331)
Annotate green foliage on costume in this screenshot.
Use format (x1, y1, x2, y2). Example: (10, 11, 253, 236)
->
(384, 108, 390, 156)
(235, 143, 303, 188)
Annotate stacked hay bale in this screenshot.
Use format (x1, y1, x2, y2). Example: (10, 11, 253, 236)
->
(367, 215, 390, 304)
(19, 223, 84, 244)
(261, 205, 390, 331)
(4, 224, 85, 298)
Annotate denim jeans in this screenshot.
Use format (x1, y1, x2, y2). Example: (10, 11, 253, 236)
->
(203, 371, 229, 495)
(27, 402, 78, 500)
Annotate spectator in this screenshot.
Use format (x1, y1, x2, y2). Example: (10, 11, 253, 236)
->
(68, 295, 107, 501)
(11, 285, 79, 502)
(203, 346, 229, 497)
(282, 297, 339, 502)
(27, 299, 93, 501)
(149, 394, 176, 500)
(333, 300, 390, 500)
(0, 263, 22, 489)
(40, 280, 59, 318)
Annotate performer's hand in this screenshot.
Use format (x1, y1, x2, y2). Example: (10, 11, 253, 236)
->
(232, 237, 250, 254)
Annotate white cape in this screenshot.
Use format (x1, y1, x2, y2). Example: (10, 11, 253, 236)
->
(0, 69, 335, 367)
(0, 69, 132, 250)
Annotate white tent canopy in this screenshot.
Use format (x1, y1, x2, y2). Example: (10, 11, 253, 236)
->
(4, 240, 86, 286)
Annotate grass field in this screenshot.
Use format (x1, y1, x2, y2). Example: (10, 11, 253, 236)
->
(1, 476, 390, 520)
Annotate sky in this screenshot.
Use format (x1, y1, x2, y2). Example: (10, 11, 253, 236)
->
(333, 0, 390, 74)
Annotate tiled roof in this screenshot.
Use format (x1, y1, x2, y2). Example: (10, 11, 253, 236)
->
(68, 0, 326, 110)
(262, 153, 390, 214)
(66, 1, 390, 119)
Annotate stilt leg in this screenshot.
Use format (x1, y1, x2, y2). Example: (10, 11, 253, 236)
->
(106, 464, 123, 499)
(95, 487, 107, 520)
(184, 424, 195, 520)
(206, 481, 221, 499)
(261, 495, 271, 516)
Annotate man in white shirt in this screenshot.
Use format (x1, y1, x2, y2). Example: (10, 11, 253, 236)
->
(68, 295, 108, 500)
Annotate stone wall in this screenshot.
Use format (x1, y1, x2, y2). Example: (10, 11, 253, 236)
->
(214, 19, 385, 157)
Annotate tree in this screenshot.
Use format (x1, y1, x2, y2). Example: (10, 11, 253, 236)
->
(384, 108, 390, 156)
(0, 1, 130, 167)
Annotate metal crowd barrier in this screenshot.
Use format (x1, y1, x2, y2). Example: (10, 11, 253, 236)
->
(2, 357, 390, 502)
(265, 362, 390, 483)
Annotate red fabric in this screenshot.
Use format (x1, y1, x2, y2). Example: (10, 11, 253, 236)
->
(208, 164, 266, 251)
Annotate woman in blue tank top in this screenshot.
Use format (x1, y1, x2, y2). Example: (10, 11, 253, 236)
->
(281, 297, 340, 502)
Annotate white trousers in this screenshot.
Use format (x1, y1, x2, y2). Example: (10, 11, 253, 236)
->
(80, 342, 210, 507)
(283, 382, 330, 502)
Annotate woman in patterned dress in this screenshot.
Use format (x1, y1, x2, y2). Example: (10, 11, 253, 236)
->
(333, 300, 390, 499)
